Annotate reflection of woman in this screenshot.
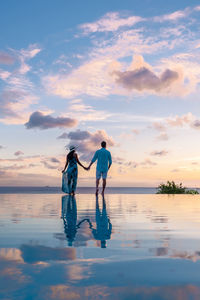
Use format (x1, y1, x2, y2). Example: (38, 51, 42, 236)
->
(62, 195, 77, 246)
(62, 145, 86, 195)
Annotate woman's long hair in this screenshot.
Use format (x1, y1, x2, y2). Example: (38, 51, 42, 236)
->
(67, 150, 75, 160)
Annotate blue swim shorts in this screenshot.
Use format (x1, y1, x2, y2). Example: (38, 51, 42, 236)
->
(96, 170, 108, 179)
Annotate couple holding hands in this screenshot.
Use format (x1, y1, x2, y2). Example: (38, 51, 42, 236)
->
(62, 141, 112, 196)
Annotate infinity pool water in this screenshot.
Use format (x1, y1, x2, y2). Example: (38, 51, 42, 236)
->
(0, 193, 200, 299)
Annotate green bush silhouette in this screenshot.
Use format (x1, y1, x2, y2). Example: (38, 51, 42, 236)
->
(156, 181, 199, 194)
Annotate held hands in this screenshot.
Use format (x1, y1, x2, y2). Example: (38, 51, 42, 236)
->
(84, 166, 90, 171)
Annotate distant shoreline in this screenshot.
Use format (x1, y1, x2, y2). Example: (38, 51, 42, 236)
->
(0, 186, 199, 194)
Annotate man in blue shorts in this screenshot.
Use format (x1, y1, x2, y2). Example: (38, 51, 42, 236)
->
(87, 141, 112, 195)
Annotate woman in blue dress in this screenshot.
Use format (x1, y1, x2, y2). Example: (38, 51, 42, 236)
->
(62, 146, 86, 195)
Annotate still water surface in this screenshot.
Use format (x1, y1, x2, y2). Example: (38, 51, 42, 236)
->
(0, 193, 200, 299)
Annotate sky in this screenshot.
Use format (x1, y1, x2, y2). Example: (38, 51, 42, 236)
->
(1, 0, 200, 187)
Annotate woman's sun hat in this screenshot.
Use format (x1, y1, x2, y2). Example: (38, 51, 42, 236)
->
(69, 145, 77, 152)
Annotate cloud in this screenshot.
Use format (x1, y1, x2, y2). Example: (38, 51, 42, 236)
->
(171, 168, 180, 172)
(132, 129, 140, 135)
(140, 158, 157, 166)
(152, 122, 166, 132)
(0, 69, 11, 80)
(0, 44, 41, 124)
(153, 8, 189, 22)
(39, 156, 60, 170)
(68, 130, 91, 140)
(57, 132, 68, 139)
(67, 99, 111, 122)
(0, 51, 15, 65)
(66, 129, 115, 161)
(191, 120, 200, 129)
(41, 161, 59, 170)
(113, 156, 138, 168)
(150, 150, 168, 156)
(44, 55, 182, 99)
(80, 12, 144, 33)
(17, 44, 41, 75)
(50, 157, 60, 163)
(14, 151, 24, 156)
(44, 57, 114, 98)
(0, 89, 38, 124)
(0, 164, 28, 171)
(0, 145, 4, 149)
(44, 10, 199, 100)
(166, 113, 193, 127)
(25, 111, 78, 130)
(114, 67, 179, 92)
(156, 133, 169, 141)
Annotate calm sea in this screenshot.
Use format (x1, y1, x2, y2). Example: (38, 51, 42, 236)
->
(0, 186, 157, 194)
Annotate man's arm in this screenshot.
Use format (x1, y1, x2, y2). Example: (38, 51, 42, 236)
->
(87, 151, 98, 170)
(108, 152, 112, 170)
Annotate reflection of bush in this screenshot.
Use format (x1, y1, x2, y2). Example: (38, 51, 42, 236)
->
(156, 181, 199, 194)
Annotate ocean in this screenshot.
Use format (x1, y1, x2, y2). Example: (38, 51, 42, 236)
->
(0, 186, 157, 194)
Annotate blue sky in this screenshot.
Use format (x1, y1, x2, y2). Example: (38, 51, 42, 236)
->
(1, 0, 200, 186)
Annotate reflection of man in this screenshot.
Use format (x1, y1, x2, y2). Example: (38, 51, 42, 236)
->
(87, 141, 112, 195)
(91, 195, 112, 248)
(62, 195, 77, 246)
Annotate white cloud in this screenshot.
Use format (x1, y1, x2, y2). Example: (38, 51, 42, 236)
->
(68, 99, 111, 121)
(80, 12, 144, 33)
(44, 57, 115, 98)
(0, 44, 41, 124)
(153, 8, 190, 23)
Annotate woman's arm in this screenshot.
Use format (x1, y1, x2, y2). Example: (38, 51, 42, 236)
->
(62, 157, 68, 173)
(74, 153, 86, 169)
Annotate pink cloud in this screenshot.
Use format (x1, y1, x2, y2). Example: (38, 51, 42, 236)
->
(14, 151, 24, 156)
(0, 51, 15, 65)
(156, 133, 169, 141)
(65, 129, 115, 161)
(150, 150, 168, 156)
(114, 67, 179, 92)
(166, 113, 193, 127)
(152, 122, 166, 132)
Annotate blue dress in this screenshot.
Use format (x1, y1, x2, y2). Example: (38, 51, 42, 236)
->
(62, 156, 78, 194)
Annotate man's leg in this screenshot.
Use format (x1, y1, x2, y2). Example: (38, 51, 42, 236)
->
(102, 179, 106, 195)
(96, 178, 100, 195)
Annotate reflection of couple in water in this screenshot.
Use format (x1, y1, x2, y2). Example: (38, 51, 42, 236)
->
(62, 194, 112, 248)
(62, 141, 112, 195)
